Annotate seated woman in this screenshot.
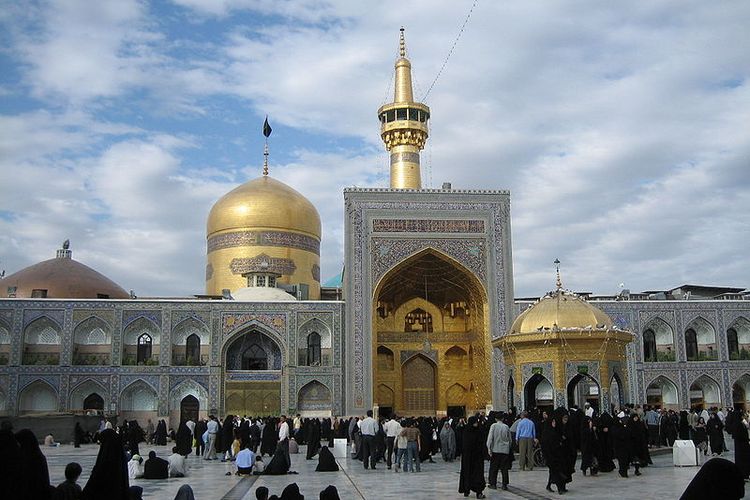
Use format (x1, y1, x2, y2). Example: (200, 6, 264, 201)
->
(264, 443, 291, 475)
(315, 446, 339, 472)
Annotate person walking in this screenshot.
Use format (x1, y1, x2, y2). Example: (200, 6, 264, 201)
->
(516, 411, 537, 471)
(458, 416, 486, 498)
(486, 413, 512, 491)
(203, 415, 219, 460)
(359, 410, 379, 469)
(383, 416, 402, 469)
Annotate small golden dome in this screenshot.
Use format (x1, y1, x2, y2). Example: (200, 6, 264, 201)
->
(207, 176, 321, 238)
(510, 290, 614, 335)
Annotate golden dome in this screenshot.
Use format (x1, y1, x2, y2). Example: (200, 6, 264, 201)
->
(207, 176, 321, 238)
(1, 245, 129, 299)
(509, 290, 614, 335)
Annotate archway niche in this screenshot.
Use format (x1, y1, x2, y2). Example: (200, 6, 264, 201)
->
(180, 395, 199, 423)
(297, 381, 332, 416)
(507, 376, 515, 411)
(372, 248, 488, 415)
(642, 318, 674, 362)
(733, 374, 750, 411)
(728, 318, 750, 360)
(646, 376, 679, 410)
(22, 317, 61, 366)
(524, 373, 553, 412)
(567, 374, 600, 412)
(120, 380, 158, 422)
(18, 381, 58, 414)
(402, 354, 437, 415)
(122, 317, 160, 366)
(83, 393, 104, 411)
(224, 329, 283, 417)
(610, 373, 624, 411)
(73, 317, 111, 365)
(171, 318, 209, 366)
(0, 322, 10, 365)
(685, 317, 717, 361)
(689, 376, 721, 410)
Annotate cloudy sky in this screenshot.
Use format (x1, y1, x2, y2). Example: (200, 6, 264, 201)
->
(1, 0, 748, 298)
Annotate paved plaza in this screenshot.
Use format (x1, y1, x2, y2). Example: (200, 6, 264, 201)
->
(39, 441, 737, 500)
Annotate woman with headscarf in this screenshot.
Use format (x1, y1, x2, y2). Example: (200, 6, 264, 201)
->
(708, 413, 725, 456)
(261, 417, 278, 457)
(128, 421, 144, 457)
(734, 414, 750, 479)
(679, 411, 691, 440)
(173, 484, 196, 500)
(83, 428, 130, 500)
(280, 483, 304, 500)
(194, 418, 207, 456)
(319, 485, 340, 500)
(440, 421, 456, 462)
(222, 415, 235, 461)
(315, 446, 339, 471)
(306, 418, 321, 460)
(175, 421, 193, 456)
(264, 442, 291, 475)
(595, 412, 616, 472)
(458, 416, 486, 498)
(74, 422, 85, 448)
(155, 419, 167, 446)
(16, 429, 53, 500)
(630, 414, 649, 468)
(0, 424, 23, 499)
(693, 417, 709, 456)
(541, 411, 570, 493)
(579, 415, 598, 475)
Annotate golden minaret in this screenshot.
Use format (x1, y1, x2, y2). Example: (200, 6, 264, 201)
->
(378, 28, 430, 189)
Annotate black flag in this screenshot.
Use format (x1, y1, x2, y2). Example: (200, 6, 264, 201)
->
(263, 116, 272, 138)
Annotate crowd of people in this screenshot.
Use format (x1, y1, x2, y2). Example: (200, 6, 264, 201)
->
(2, 402, 750, 499)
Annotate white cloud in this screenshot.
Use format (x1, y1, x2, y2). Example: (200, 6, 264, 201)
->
(1, 0, 749, 297)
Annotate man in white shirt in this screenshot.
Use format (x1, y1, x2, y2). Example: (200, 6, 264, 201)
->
(127, 454, 143, 479)
(235, 443, 256, 475)
(278, 415, 291, 465)
(168, 446, 189, 477)
(584, 403, 594, 418)
(383, 416, 402, 469)
(359, 410, 379, 470)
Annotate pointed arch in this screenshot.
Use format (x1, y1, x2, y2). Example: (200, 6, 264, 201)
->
(377, 346, 394, 371)
(377, 384, 395, 406)
(524, 373, 553, 411)
(646, 375, 679, 409)
(23, 316, 61, 345)
(610, 372, 624, 408)
(169, 379, 208, 413)
(446, 383, 468, 406)
(733, 373, 750, 410)
(120, 379, 158, 411)
(171, 317, 209, 345)
(685, 317, 717, 361)
(445, 345, 468, 370)
(0, 320, 12, 344)
(69, 379, 109, 410)
(689, 374, 722, 409)
(298, 318, 332, 349)
(73, 316, 111, 345)
(224, 327, 283, 371)
(728, 317, 750, 360)
(297, 380, 332, 412)
(122, 317, 161, 345)
(642, 317, 674, 362)
(402, 353, 436, 414)
(18, 379, 58, 414)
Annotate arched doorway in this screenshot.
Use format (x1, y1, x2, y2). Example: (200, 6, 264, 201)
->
(372, 249, 489, 415)
(733, 375, 750, 410)
(224, 329, 282, 417)
(180, 395, 199, 423)
(83, 393, 104, 411)
(402, 354, 436, 415)
(524, 374, 553, 412)
(567, 374, 600, 412)
(689, 376, 721, 410)
(646, 376, 679, 409)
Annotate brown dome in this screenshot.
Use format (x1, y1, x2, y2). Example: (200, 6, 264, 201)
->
(1, 246, 129, 299)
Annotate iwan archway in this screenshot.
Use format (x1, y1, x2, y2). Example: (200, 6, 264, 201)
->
(372, 249, 490, 416)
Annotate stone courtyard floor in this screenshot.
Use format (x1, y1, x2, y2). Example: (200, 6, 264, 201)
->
(40, 442, 739, 499)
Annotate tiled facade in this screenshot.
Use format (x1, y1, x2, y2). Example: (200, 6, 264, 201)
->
(0, 298, 344, 423)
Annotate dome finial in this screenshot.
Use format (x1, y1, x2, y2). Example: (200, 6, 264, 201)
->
(554, 258, 562, 290)
(399, 27, 406, 58)
(262, 116, 272, 176)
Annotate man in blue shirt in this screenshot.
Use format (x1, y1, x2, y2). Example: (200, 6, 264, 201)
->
(516, 411, 538, 471)
(235, 443, 256, 475)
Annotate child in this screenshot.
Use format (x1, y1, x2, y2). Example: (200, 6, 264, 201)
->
(56, 462, 82, 500)
(253, 454, 265, 475)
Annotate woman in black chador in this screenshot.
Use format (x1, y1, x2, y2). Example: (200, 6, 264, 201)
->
(707, 413, 725, 455)
(74, 422, 85, 448)
(264, 442, 291, 475)
(612, 413, 640, 478)
(154, 419, 167, 446)
(733, 416, 750, 479)
(316, 446, 340, 472)
(306, 417, 321, 460)
(595, 412, 616, 472)
(458, 416, 486, 499)
(579, 416, 598, 475)
(175, 421, 193, 456)
(261, 417, 278, 457)
(541, 409, 572, 494)
(83, 428, 130, 500)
